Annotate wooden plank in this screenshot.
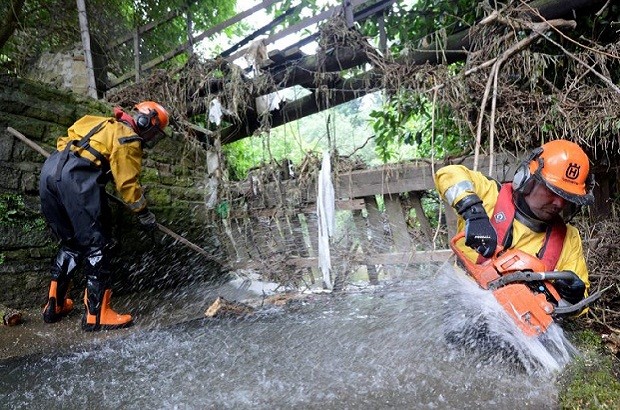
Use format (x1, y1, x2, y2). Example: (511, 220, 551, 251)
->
(352, 209, 379, 285)
(267, 49, 287, 64)
(107, 9, 183, 50)
(230, 154, 519, 209)
(335, 198, 366, 211)
(109, 0, 281, 88)
(383, 195, 412, 252)
(225, 199, 365, 218)
(285, 249, 453, 267)
(353, 0, 396, 23)
(301, 198, 365, 213)
(409, 192, 433, 241)
(298, 213, 318, 284)
(133, 29, 140, 82)
(444, 201, 458, 240)
(220, 3, 303, 58)
(344, 0, 355, 27)
(364, 195, 388, 253)
(336, 153, 517, 199)
(226, 0, 370, 62)
(354, 250, 453, 265)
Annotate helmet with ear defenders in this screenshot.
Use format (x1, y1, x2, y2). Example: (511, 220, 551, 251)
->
(134, 101, 169, 131)
(512, 140, 594, 206)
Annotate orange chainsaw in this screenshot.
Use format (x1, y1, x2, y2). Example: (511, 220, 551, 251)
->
(450, 232, 603, 337)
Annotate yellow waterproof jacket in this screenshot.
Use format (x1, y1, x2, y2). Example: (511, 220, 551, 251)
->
(56, 115, 147, 213)
(434, 164, 590, 293)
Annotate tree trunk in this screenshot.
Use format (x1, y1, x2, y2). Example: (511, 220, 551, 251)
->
(0, 0, 25, 50)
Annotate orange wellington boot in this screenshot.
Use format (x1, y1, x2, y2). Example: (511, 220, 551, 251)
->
(43, 280, 74, 323)
(82, 289, 133, 331)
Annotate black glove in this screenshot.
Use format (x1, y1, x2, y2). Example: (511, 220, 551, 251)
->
(137, 208, 157, 231)
(455, 194, 497, 258)
(554, 276, 586, 305)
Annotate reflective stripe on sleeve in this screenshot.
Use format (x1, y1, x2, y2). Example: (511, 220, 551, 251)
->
(444, 180, 474, 206)
(126, 194, 147, 212)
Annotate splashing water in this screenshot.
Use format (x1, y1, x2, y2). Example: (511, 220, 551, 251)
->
(436, 260, 578, 375)
(0, 262, 568, 409)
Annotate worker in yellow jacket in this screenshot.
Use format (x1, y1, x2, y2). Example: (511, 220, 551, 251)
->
(39, 101, 169, 331)
(434, 139, 594, 308)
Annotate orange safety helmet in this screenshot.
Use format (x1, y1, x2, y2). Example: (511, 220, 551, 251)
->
(134, 101, 169, 130)
(512, 139, 594, 206)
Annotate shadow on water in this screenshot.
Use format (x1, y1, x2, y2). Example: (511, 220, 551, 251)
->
(0, 261, 571, 409)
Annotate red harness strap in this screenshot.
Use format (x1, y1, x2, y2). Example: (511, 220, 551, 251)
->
(486, 183, 566, 271)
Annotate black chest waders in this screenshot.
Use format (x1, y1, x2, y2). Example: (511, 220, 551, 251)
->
(40, 121, 110, 249)
(40, 121, 132, 329)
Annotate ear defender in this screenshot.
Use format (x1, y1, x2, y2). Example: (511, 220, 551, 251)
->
(136, 111, 154, 130)
(512, 147, 544, 194)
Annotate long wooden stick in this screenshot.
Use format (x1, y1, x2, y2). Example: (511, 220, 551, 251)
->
(6, 126, 225, 265)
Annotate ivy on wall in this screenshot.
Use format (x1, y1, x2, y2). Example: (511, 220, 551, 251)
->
(0, 192, 46, 231)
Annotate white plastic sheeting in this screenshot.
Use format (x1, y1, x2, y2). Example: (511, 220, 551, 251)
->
(317, 150, 335, 289)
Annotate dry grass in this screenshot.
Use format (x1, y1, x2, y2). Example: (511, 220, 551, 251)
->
(577, 208, 620, 332)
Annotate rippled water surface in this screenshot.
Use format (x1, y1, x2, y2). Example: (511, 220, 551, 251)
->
(0, 262, 573, 409)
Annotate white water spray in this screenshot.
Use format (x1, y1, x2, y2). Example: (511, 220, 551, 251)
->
(317, 150, 335, 289)
(436, 260, 578, 375)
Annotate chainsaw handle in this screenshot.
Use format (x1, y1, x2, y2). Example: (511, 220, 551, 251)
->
(487, 270, 582, 290)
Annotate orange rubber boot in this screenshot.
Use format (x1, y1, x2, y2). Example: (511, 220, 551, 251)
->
(82, 289, 133, 331)
(43, 280, 74, 323)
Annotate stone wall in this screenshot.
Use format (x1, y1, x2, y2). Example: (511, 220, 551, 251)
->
(0, 74, 221, 309)
(28, 46, 91, 97)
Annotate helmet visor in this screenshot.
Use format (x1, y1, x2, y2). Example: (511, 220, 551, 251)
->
(540, 176, 594, 206)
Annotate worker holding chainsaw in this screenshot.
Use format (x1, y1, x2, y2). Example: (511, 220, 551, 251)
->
(435, 139, 594, 313)
(39, 101, 169, 331)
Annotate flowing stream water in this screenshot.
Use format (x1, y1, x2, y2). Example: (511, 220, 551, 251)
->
(0, 261, 574, 410)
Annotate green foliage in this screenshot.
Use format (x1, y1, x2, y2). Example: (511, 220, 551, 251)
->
(223, 95, 382, 180)
(222, 138, 263, 181)
(0, 193, 46, 231)
(360, 0, 490, 162)
(369, 91, 466, 163)
(0, 193, 26, 224)
(215, 201, 229, 219)
(573, 329, 604, 349)
(0, 0, 237, 76)
(421, 191, 441, 229)
(361, 0, 482, 56)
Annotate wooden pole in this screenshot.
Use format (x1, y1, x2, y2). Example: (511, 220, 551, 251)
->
(133, 27, 141, 82)
(76, 0, 98, 98)
(5, 126, 225, 265)
(343, 0, 354, 28)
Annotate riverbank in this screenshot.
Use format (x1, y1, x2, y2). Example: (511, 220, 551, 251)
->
(555, 322, 620, 408)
